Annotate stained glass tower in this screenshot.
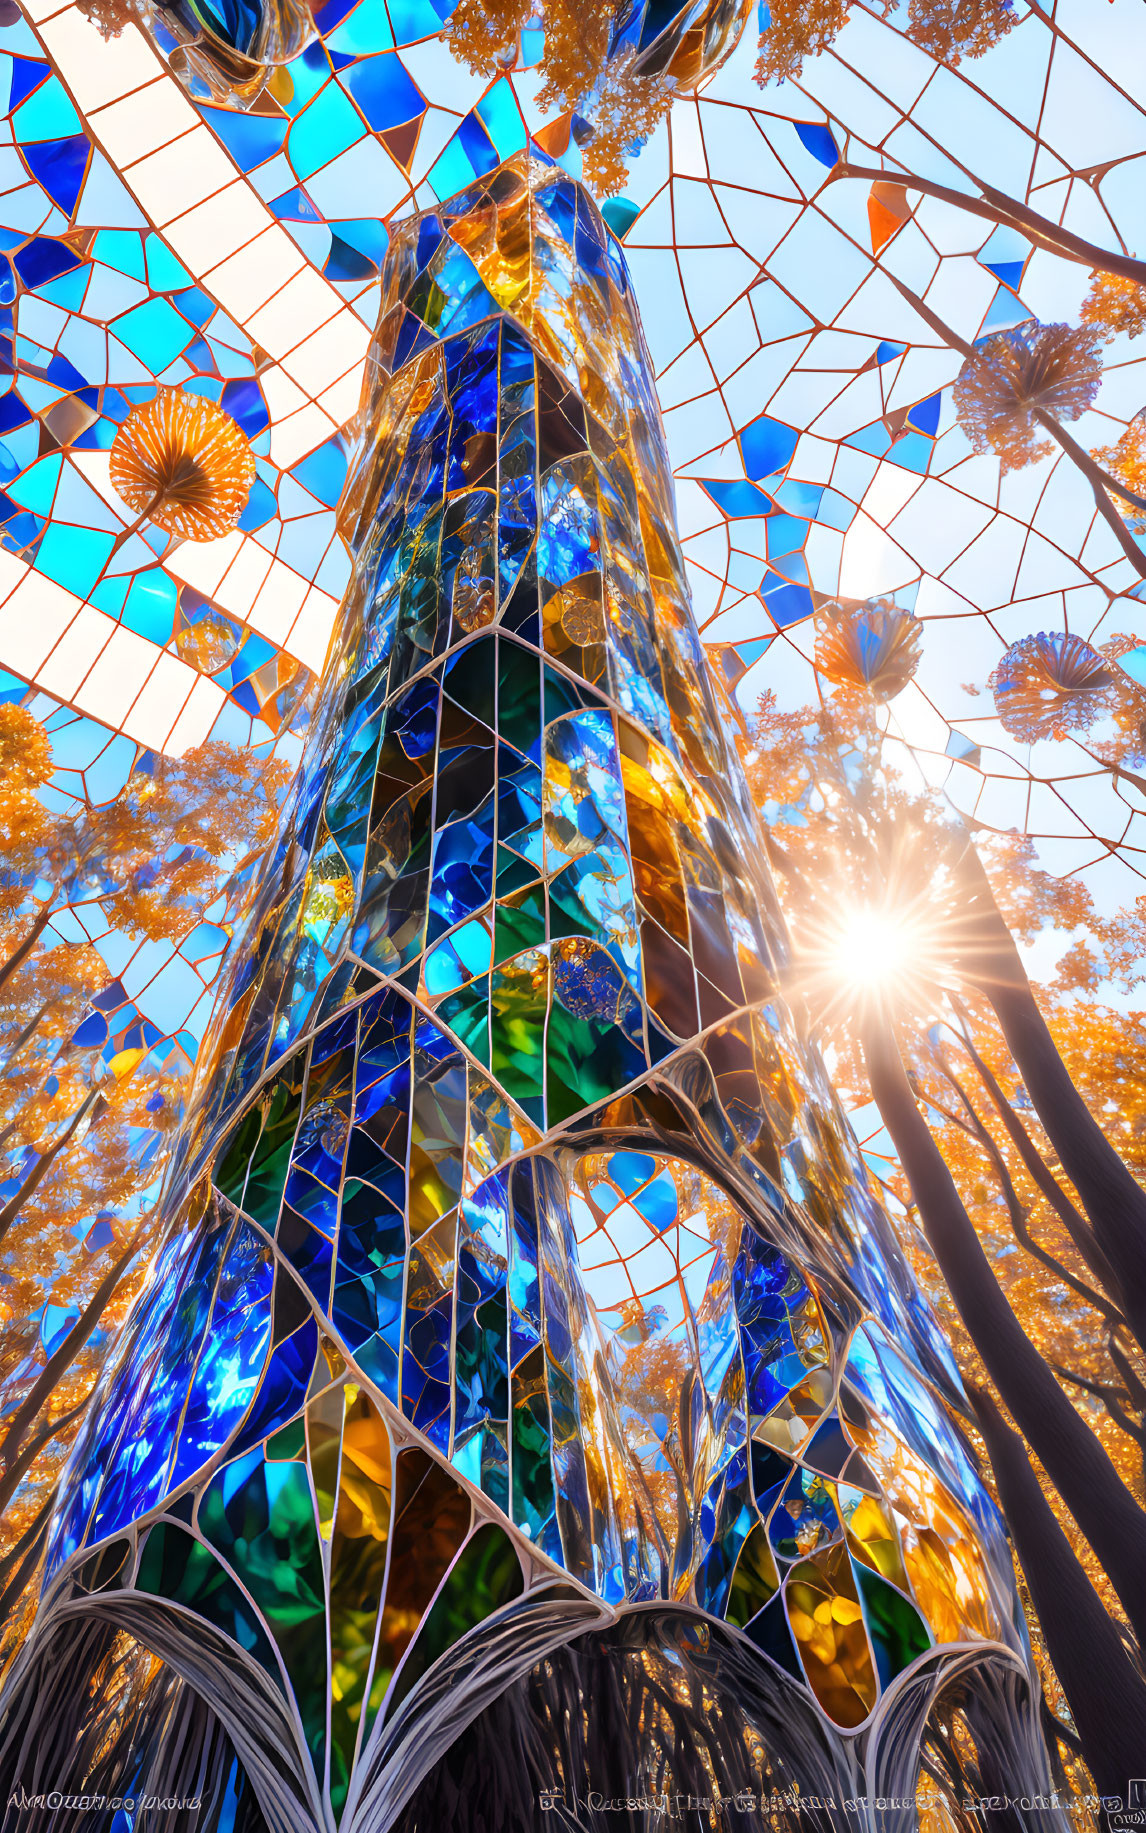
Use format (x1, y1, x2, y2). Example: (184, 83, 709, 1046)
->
(0, 17, 1062, 1829)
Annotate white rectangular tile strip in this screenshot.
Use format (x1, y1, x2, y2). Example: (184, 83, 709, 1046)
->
(163, 534, 340, 673)
(24, 0, 372, 465)
(70, 453, 343, 674)
(0, 547, 225, 752)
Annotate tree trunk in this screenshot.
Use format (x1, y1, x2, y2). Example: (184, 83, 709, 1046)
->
(0, 1497, 54, 1626)
(1034, 409, 1146, 579)
(0, 1089, 102, 1250)
(0, 1490, 54, 1597)
(971, 1385, 1146, 1789)
(861, 1009, 1146, 1647)
(0, 1237, 143, 1506)
(932, 1052, 1121, 1324)
(0, 902, 54, 996)
(0, 1398, 87, 1541)
(955, 848, 1146, 1351)
(951, 1011, 1121, 1303)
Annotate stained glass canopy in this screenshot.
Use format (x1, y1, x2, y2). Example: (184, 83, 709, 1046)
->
(5, 0, 1146, 1815)
(3, 0, 1146, 1058)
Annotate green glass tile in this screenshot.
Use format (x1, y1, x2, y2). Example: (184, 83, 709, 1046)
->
(511, 1347, 554, 1542)
(496, 640, 541, 753)
(438, 976, 490, 1066)
(545, 1002, 646, 1123)
(854, 1562, 931, 1689)
(387, 1523, 523, 1715)
(443, 633, 496, 722)
(494, 886, 545, 965)
(495, 847, 537, 895)
(727, 1524, 781, 1628)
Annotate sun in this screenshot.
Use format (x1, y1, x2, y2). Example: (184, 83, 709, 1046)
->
(794, 889, 952, 1028)
(827, 903, 933, 993)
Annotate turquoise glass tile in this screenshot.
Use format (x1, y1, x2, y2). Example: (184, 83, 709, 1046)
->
(12, 72, 81, 141)
(325, 4, 395, 52)
(34, 523, 114, 595)
(288, 78, 366, 180)
(145, 236, 192, 293)
(112, 297, 195, 370)
(427, 134, 481, 202)
(123, 568, 177, 644)
(8, 451, 60, 514)
(93, 230, 146, 281)
(90, 575, 130, 616)
(476, 80, 527, 159)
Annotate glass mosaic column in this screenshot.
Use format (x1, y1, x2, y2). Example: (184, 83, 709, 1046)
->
(1, 142, 1062, 1833)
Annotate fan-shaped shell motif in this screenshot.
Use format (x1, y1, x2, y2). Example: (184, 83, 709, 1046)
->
(989, 632, 1118, 743)
(110, 390, 256, 544)
(814, 601, 923, 704)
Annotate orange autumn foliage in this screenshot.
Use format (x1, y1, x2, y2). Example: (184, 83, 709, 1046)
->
(446, 0, 673, 193)
(754, 0, 1014, 83)
(1092, 421, 1146, 535)
(1081, 268, 1146, 344)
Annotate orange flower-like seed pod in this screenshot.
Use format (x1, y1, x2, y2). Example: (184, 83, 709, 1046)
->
(814, 600, 922, 704)
(989, 631, 1118, 743)
(110, 389, 257, 542)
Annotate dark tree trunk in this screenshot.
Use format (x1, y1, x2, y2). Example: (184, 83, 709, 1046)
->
(955, 848, 1146, 1351)
(0, 903, 53, 996)
(951, 1012, 1122, 1303)
(0, 1237, 142, 1513)
(972, 1385, 1146, 1789)
(861, 1010, 1146, 1648)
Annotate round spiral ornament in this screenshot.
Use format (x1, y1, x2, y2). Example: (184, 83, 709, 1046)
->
(110, 390, 256, 543)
